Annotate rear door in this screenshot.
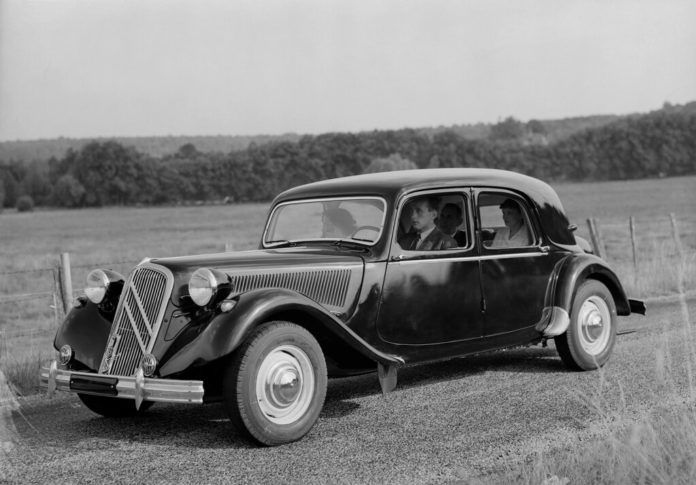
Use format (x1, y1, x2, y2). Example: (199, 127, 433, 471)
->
(475, 190, 565, 336)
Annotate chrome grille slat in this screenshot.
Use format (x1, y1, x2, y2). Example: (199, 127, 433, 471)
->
(99, 264, 173, 376)
(230, 268, 352, 308)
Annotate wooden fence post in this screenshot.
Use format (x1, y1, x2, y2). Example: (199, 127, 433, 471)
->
(586, 218, 605, 259)
(59, 252, 73, 314)
(670, 213, 685, 296)
(629, 216, 637, 271)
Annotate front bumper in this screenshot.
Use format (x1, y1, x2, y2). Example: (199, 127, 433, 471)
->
(40, 360, 205, 408)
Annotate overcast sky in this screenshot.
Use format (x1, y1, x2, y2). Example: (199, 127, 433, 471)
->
(1, 0, 694, 141)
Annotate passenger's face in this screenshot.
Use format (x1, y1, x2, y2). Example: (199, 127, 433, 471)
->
(439, 206, 462, 234)
(501, 207, 523, 228)
(410, 201, 437, 232)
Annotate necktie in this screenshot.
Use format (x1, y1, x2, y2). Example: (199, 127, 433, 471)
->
(412, 235, 422, 250)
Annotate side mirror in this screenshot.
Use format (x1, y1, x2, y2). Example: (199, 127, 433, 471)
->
(568, 224, 578, 232)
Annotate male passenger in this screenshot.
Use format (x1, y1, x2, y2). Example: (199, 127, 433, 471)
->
(438, 203, 467, 247)
(398, 197, 456, 250)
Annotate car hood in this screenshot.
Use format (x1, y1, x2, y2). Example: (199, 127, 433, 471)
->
(147, 247, 366, 311)
(150, 247, 366, 275)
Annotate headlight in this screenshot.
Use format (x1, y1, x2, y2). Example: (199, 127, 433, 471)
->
(59, 345, 73, 365)
(139, 353, 158, 377)
(84, 269, 125, 304)
(188, 268, 231, 307)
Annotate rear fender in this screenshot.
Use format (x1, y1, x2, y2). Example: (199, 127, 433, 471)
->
(158, 288, 403, 377)
(536, 253, 633, 337)
(553, 253, 632, 316)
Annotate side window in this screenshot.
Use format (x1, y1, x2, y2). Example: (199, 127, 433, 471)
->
(478, 193, 535, 249)
(396, 193, 470, 251)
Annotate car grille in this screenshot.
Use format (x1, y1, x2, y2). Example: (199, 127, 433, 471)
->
(99, 264, 174, 376)
(230, 268, 353, 308)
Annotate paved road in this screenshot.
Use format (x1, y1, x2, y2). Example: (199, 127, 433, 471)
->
(1, 297, 693, 484)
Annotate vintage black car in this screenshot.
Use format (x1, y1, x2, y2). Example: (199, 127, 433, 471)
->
(41, 168, 645, 445)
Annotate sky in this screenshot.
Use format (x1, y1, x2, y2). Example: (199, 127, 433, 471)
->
(0, 0, 695, 141)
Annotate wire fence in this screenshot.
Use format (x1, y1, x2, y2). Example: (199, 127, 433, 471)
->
(0, 213, 694, 361)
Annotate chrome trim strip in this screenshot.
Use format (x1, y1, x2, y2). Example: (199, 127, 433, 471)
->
(129, 284, 153, 335)
(40, 363, 205, 405)
(393, 252, 548, 264)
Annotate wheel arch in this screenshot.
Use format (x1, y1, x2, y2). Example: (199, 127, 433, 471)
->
(553, 254, 631, 317)
(158, 288, 402, 377)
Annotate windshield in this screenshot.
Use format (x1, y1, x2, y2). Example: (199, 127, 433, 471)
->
(264, 197, 387, 246)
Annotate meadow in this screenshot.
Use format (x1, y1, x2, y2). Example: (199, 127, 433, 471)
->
(0, 175, 694, 386)
(0, 174, 694, 482)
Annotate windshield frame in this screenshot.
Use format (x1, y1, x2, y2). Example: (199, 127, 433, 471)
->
(262, 196, 388, 248)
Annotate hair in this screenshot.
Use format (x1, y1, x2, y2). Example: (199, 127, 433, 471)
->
(499, 198, 521, 212)
(441, 203, 462, 218)
(412, 196, 440, 213)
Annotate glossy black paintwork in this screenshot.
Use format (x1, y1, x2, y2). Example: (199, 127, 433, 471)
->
(55, 302, 112, 371)
(55, 168, 635, 382)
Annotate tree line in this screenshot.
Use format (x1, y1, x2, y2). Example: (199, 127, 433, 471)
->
(1, 109, 694, 209)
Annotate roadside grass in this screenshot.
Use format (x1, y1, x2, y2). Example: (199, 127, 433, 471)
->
(500, 403, 696, 485)
(1, 176, 695, 481)
(0, 348, 50, 397)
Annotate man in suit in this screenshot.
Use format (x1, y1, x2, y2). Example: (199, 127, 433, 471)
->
(398, 197, 456, 251)
(438, 203, 467, 247)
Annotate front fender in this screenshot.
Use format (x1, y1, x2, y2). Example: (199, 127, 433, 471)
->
(552, 253, 632, 316)
(54, 301, 112, 371)
(158, 288, 403, 376)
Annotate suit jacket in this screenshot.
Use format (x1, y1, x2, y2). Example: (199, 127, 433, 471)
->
(399, 227, 456, 251)
(451, 230, 467, 247)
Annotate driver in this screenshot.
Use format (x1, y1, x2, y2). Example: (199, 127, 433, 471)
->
(398, 197, 456, 251)
(322, 207, 357, 238)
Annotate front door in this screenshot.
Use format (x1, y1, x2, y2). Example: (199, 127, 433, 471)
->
(376, 190, 483, 346)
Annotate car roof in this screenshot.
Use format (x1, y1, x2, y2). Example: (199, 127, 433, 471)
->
(272, 168, 577, 246)
(274, 168, 558, 206)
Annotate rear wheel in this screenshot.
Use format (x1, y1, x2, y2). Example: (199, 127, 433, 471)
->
(555, 280, 617, 371)
(78, 393, 153, 417)
(223, 321, 327, 446)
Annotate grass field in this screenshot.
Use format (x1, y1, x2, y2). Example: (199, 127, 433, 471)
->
(0, 175, 694, 387)
(0, 174, 695, 482)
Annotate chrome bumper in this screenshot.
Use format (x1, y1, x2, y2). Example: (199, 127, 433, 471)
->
(40, 360, 204, 409)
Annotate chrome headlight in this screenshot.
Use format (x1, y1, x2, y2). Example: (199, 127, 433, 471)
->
(139, 353, 158, 377)
(59, 345, 73, 365)
(188, 268, 231, 307)
(84, 269, 125, 304)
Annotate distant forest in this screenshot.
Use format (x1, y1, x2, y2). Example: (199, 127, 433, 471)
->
(0, 102, 694, 209)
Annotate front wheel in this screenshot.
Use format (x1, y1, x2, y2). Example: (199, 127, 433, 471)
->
(555, 280, 617, 371)
(223, 321, 327, 446)
(78, 393, 153, 417)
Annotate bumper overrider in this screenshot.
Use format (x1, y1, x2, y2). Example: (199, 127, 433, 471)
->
(40, 360, 204, 409)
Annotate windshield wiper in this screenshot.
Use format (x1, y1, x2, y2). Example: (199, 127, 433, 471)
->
(265, 240, 297, 248)
(331, 239, 370, 251)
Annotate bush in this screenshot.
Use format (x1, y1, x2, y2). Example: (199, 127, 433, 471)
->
(16, 195, 35, 212)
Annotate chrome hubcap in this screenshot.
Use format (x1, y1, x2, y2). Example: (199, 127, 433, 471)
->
(578, 296, 611, 355)
(256, 345, 314, 425)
